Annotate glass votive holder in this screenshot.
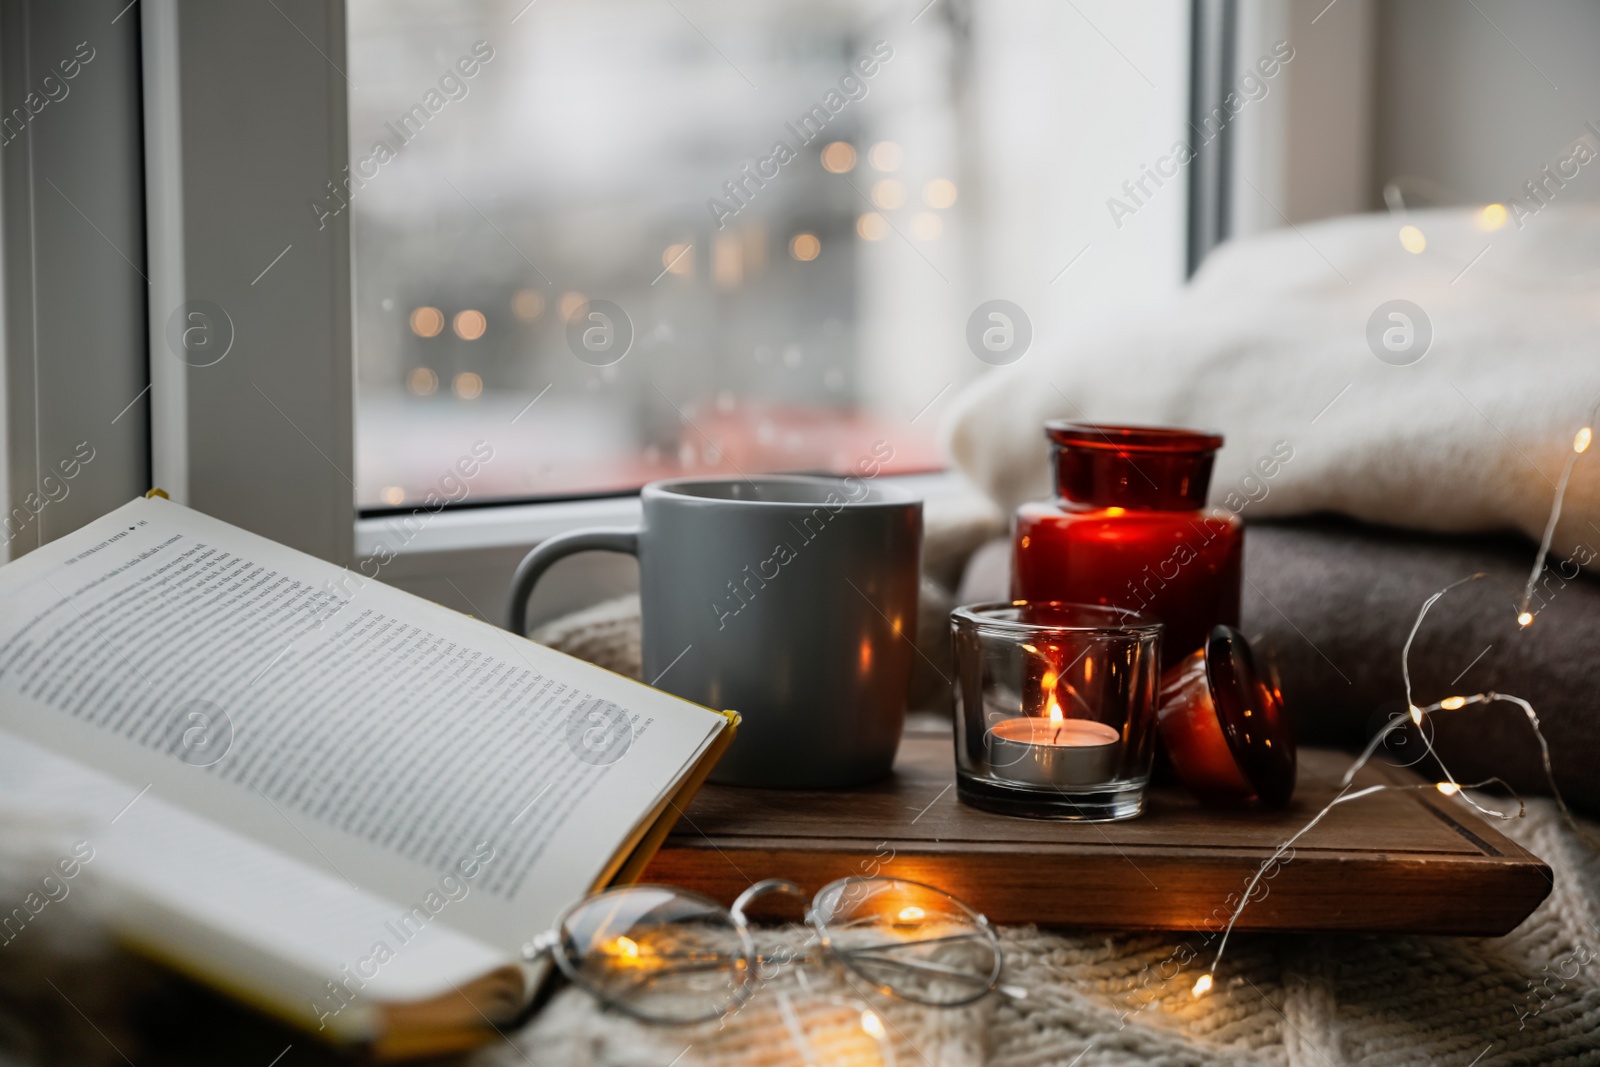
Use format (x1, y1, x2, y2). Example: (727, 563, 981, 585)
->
(951, 601, 1161, 821)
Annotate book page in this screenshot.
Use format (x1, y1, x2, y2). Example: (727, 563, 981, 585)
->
(0, 727, 511, 1036)
(0, 498, 726, 958)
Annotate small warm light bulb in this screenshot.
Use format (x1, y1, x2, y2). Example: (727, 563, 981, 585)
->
(661, 243, 693, 275)
(923, 178, 958, 209)
(1399, 225, 1426, 254)
(406, 367, 438, 396)
(1517, 612, 1534, 628)
(1439, 696, 1467, 711)
(1192, 973, 1213, 997)
(1409, 704, 1423, 726)
(1020, 643, 1039, 654)
(820, 141, 857, 174)
(512, 288, 544, 322)
(1436, 781, 1461, 796)
(1575, 427, 1592, 454)
(614, 936, 640, 959)
(872, 179, 907, 210)
(558, 291, 588, 320)
(860, 1009, 886, 1039)
(409, 306, 444, 338)
(453, 309, 487, 341)
(789, 233, 821, 261)
(868, 141, 902, 172)
(856, 212, 888, 241)
(897, 905, 926, 923)
(1477, 203, 1508, 231)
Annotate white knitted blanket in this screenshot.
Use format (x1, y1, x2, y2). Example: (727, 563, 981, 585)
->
(511, 596, 1600, 1067)
(943, 206, 1600, 575)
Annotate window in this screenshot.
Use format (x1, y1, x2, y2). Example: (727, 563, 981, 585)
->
(345, 0, 1188, 510)
(9, 0, 1585, 590)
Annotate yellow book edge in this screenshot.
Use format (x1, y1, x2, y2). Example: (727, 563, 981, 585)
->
(612, 708, 741, 888)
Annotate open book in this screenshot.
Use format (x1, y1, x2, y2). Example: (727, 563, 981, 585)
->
(0, 496, 736, 1058)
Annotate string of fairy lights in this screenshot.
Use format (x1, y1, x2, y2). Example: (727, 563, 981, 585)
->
(1193, 403, 1600, 999)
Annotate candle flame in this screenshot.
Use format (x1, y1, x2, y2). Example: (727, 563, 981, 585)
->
(1048, 699, 1064, 725)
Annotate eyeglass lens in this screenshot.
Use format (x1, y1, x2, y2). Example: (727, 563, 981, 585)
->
(555, 885, 753, 1024)
(811, 877, 1002, 1007)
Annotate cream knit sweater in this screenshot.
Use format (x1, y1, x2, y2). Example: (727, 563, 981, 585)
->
(510, 594, 1600, 1067)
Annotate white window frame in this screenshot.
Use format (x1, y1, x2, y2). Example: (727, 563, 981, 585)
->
(142, 0, 355, 566)
(132, 1, 1374, 629)
(1, 0, 148, 565)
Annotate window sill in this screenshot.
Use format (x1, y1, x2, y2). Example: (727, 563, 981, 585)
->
(355, 470, 988, 631)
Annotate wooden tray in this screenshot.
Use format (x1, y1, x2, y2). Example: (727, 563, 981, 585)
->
(642, 730, 1551, 935)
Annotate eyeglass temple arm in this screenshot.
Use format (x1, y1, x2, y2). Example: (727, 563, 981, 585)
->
(731, 878, 807, 927)
(521, 879, 809, 963)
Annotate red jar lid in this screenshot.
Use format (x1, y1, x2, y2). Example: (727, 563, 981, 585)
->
(1045, 422, 1224, 453)
(1156, 626, 1296, 807)
(1044, 422, 1223, 510)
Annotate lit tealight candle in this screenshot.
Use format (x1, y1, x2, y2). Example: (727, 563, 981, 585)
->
(986, 702, 1122, 787)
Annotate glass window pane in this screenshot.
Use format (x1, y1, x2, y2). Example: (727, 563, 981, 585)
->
(347, 0, 1186, 509)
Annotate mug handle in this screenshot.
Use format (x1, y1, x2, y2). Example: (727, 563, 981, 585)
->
(505, 527, 639, 635)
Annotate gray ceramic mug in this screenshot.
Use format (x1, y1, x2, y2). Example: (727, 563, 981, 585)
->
(506, 475, 923, 787)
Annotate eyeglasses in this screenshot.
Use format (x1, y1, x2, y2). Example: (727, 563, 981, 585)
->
(520, 876, 1006, 1025)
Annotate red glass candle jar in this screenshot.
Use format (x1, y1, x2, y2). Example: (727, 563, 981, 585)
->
(1011, 423, 1242, 670)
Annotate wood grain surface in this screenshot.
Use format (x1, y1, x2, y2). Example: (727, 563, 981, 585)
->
(642, 730, 1552, 935)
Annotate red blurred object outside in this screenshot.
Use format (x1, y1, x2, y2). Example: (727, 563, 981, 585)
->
(1010, 422, 1242, 670)
(358, 398, 944, 509)
(684, 401, 943, 480)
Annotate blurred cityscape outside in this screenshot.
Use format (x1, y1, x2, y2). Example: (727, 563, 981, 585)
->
(348, 0, 1188, 508)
